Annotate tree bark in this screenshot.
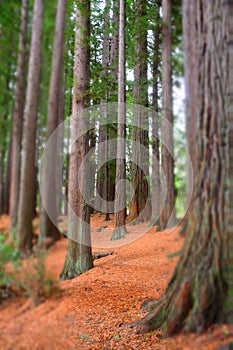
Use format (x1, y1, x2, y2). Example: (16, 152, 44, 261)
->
(150, 0, 161, 227)
(223, 0, 233, 323)
(111, 0, 127, 240)
(17, 0, 44, 254)
(157, 0, 175, 230)
(95, 0, 110, 215)
(9, 0, 28, 231)
(60, 0, 93, 279)
(139, 0, 232, 335)
(39, 0, 66, 244)
(182, 0, 197, 224)
(129, 0, 151, 224)
(3, 134, 12, 214)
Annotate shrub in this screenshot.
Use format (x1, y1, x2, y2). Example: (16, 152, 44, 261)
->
(0, 233, 20, 301)
(19, 249, 60, 305)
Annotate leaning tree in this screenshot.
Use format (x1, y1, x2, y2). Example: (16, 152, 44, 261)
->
(138, 0, 233, 334)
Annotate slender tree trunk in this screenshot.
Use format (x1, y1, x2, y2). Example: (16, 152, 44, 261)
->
(111, 0, 127, 240)
(139, 0, 232, 335)
(157, 0, 175, 231)
(60, 0, 93, 279)
(102, 1, 110, 221)
(17, 0, 44, 254)
(129, 0, 151, 224)
(39, 0, 66, 244)
(106, 0, 119, 208)
(95, 0, 110, 215)
(109, 0, 119, 101)
(182, 0, 197, 214)
(3, 135, 12, 214)
(9, 0, 28, 231)
(150, 0, 161, 227)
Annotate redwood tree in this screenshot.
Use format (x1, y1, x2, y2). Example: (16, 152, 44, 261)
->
(60, 0, 93, 279)
(39, 0, 66, 244)
(129, 0, 151, 224)
(111, 0, 127, 240)
(138, 0, 233, 334)
(17, 0, 44, 253)
(150, 0, 161, 227)
(157, 0, 175, 231)
(9, 0, 28, 232)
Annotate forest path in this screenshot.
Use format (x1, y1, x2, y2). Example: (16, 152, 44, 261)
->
(0, 215, 233, 349)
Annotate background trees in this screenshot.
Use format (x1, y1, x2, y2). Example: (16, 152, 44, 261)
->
(0, 0, 233, 339)
(138, 0, 233, 334)
(0, 1, 186, 263)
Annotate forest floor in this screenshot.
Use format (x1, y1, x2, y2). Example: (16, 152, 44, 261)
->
(0, 214, 233, 350)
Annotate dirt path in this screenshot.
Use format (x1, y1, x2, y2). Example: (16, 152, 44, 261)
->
(0, 215, 233, 349)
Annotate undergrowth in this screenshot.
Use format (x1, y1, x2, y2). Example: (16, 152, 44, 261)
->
(18, 249, 61, 305)
(0, 233, 60, 305)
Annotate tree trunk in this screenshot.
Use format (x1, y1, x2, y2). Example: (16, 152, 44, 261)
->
(109, 0, 119, 102)
(129, 0, 151, 224)
(39, 0, 66, 244)
(3, 134, 12, 214)
(157, 0, 175, 231)
(95, 1, 110, 215)
(111, 0, 127, 240)
(150, 0, 161, 227)
(182, 0, 197, 220)
(9, 0, 28, 231)
(17, 0, 44, 254)
(139, 0, 232, 335)
(223, 0, 233, 323)
(60, 0, 93, 279)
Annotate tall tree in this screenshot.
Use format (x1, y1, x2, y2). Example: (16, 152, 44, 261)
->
(39, 0, 67, 244)
(138, 0, 233, 334)
(150, 0, 161, 226)
(183, 0, 197, 208)
(129, 0, 151, 223)
(95, 0, 118, 216)
(60, 0, 93, 279)
(157, 0, 175, 230)
(9, 0, 28, 232)
(0, 3, 20, 216)
(95, 0, 110, 215)
(111, 0, 127, 240)
(17, 0, 44, 253)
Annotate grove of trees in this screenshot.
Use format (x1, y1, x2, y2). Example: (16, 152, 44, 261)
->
(0, 0, 232, 337)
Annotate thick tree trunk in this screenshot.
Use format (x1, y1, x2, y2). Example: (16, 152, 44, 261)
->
(157, 0, 175, 230)
(223, 0, 233, 323)
(60, 0, 93, 279)
(17, 0, 44, 254)
(150, 1, 161, 227)
(111, 0, 127, 240)
(139, 0, 231, 335)
(128, 0, 151, 224)
(9, 0, 28, 231)
(39, 0, 66, 244)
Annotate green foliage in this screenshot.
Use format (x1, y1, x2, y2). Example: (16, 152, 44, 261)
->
(18, 249, 60, 306)
(0, 233, 20, 300)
